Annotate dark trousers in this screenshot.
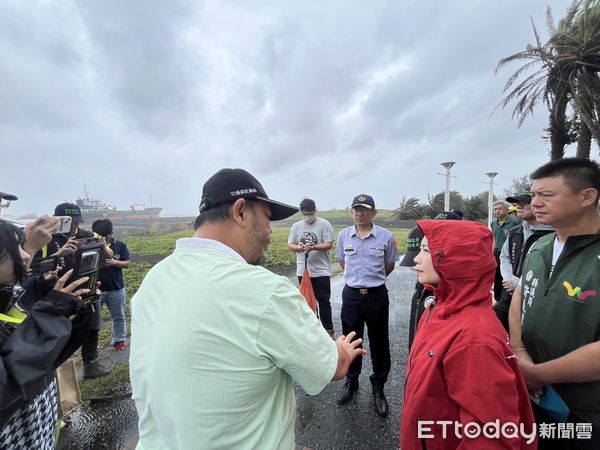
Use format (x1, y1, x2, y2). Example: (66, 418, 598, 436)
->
(493, 249, 503, 301)
(341, 285, 390, 388)
(298, 276, 333, 330)
(493, 292, 511, 333)
(81, 299, 101, 365)
(408, 282, 427, 351)
(532, 402, 600, 450)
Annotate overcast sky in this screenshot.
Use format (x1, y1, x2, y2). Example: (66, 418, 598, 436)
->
(2, 0, 594, 217)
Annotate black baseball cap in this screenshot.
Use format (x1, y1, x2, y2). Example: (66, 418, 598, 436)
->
(506, 192, 532, 204)
(0, 192, 18, 201)
(433, 211, 461, 220)
(399, 227, 424, 267)
(54, 202, 83, 224)
(198, 168, 298, 221)
(451, 209, 464, 219)
(399, 211, 461, 267)
(351, 194, 375, 209)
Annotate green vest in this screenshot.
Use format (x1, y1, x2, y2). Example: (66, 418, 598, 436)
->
(521, 231, 600, 426)
(492, 216, 521, 251)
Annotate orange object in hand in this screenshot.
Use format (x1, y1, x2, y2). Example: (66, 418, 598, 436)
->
(299, 255, 318, 314)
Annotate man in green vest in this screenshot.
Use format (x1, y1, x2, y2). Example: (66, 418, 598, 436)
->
(510, 157, 600, 449)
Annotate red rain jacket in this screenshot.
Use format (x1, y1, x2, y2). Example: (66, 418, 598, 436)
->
(400, 220, 536, 450)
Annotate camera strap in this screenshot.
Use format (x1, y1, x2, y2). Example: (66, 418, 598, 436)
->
(0, 308, 26, 325)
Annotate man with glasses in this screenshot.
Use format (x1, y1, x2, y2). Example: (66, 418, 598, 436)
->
(335, 194, 399, 417)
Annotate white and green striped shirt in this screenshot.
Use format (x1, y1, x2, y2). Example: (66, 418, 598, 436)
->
(130, 238, 337, 450)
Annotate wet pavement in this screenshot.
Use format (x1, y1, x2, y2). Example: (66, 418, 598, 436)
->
(294, 264, 415, 450)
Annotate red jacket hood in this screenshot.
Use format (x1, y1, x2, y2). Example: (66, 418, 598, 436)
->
(416, 220, 496, 318)
(401, 221, 536, 450)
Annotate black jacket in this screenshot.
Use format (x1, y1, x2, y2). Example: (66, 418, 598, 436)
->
(505, 225, 554, 279)
(0, 286, 93, 426)
(495, 224, 554, 312)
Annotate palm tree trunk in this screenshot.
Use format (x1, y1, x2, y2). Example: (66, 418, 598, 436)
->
(549, 92, 569, 160)
(576, 121, 592, 159)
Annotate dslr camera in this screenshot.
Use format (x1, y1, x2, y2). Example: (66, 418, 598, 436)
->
(67, 240, 105, 302)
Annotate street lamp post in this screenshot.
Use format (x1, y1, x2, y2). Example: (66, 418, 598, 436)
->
(486, 172, 498, 228)
(439, 162, 456, 211)
(0, 193, 18, 218)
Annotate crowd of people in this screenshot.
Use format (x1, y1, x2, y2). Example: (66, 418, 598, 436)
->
(0, 157, 598, 449)
(0, 203, 130, 448)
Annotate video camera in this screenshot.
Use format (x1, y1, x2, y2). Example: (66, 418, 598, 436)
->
(67, 240, 105, 302)
(28, 256, 64, 274)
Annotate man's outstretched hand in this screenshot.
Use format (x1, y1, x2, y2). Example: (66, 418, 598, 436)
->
(333, 331, 367, 381)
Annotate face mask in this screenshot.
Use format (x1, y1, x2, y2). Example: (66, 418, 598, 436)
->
(303, 214, 315, 223)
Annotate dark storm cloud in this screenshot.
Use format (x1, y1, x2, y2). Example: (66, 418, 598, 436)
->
(1, 0, 587, 217)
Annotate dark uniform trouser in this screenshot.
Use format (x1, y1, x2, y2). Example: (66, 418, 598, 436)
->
(297, 276, 333, 330)
(493, 290, 511, 333)
(81, 298, 101, 365)
(341, 285, 390, 389)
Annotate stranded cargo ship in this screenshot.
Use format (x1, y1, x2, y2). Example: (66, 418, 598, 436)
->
(75, 195, 162, 222)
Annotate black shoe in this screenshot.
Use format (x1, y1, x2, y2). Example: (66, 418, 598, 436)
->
(373, 387, 388, 417)
(337, 380, 358, 405)
(83, 359, 111, 379)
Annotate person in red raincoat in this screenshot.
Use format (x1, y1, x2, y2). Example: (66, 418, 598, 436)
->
(400, 220, 536, 450)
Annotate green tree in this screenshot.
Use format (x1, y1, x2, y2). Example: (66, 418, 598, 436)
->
(463, 192, 493, 220)
(424, 191, 465, 218)
(552, 0, 600, 158)
(496, 1, 600, 160)
(394, 196, 422, 220)
(502, 174, 533, 198)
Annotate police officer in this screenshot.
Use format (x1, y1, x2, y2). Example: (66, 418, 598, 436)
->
(336, 194, 399, 417)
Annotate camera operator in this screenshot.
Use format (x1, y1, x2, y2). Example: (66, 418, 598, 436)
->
(92, 219, 130, 351)
(0, 218, 94, 448)
(33, 203, 113, 379)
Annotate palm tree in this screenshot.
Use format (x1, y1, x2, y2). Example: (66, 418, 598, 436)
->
(394, 196, 422, 220)
(496, 1, 600, 159)
(495, 6, 575, 159)
(424, 191, 465, 218)
(551, 0, 600, 158)
(463, 193, 489, 221)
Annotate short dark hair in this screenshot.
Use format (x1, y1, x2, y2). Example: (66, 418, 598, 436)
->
(0, 220, 26, 283)
(194, 200, 260, 230)
(531, 157, 600, 204)
(299, 198, 316, 212)
(92, 218, 113, 237)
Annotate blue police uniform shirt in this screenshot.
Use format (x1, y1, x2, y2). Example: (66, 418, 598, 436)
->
(336, 224, 399, 288)
(98, 238, 130, 291)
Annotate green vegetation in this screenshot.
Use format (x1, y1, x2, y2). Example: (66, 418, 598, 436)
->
(79, 361, 131, 402)
(285, 209, 397, 222)
(123, 230, 191, 255)
(98, 261, 151, 349)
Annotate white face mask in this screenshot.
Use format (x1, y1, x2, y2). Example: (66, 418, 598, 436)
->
(302, 214, 315, 223)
